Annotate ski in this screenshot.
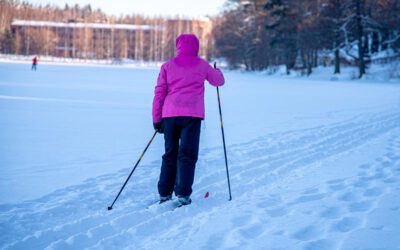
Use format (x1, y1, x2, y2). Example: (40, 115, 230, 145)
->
(172, 204, 186, 210)
(146, 198, 176, 210)
(146, 199, 168, 209)
(171, 198, 192, 210)
(146, 198, 190, 211)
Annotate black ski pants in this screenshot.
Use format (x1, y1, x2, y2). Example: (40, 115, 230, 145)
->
(158, 117, 201, 197)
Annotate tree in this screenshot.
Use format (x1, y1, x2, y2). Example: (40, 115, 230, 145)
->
(0, 29, 15, 53)
(321, 0, 346, 74)
(213, 10, 248, 69)
(264, 0, 299, 74)
(355, 0, 366, 77)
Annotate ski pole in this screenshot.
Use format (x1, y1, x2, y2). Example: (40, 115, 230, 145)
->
(108, 130, 158, 210)
(216, 87, 232, 201)
(214, 63, 232, 201)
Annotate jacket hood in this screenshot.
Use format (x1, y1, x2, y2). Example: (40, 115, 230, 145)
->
(176, 34, 199, 56)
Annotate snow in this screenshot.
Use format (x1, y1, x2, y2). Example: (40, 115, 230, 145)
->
(11, 20, 157, 31)
(1, 61, 400, 249)
(0, 54, 163, 67)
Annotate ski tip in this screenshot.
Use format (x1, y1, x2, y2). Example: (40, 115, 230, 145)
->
(107, 206, 112, 211)
(204, 192, 209, 198)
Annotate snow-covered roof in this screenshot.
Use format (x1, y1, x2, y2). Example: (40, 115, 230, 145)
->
(11, 20, 162, 31)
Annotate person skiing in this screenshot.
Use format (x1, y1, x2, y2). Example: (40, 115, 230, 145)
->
(152, 34, 225, 206)
(32, 56, 38, 71)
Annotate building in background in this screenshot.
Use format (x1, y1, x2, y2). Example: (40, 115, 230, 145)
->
(11, 18, 213, 61)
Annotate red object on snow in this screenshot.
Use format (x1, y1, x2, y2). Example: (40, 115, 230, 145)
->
(204, 192, 209, 198)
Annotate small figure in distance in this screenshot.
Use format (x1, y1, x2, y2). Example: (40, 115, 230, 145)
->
(32, 56, 38, 71)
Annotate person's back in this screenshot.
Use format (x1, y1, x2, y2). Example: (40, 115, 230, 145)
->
(152, 34, 225, 206)
(152, 34, 224, 123)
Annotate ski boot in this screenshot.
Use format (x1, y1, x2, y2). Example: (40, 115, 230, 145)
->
(159, 194, 172, 204)
(177, 196, 192, 206)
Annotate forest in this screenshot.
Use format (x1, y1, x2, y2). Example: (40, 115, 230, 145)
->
(214, 0, 400, 77)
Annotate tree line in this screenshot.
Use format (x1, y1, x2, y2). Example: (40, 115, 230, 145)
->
(1, 0, 399, 77)
(213, 0, 400, 77)
(0, 0, 212, 61)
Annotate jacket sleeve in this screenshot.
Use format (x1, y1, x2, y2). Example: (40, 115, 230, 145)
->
(152, 65, 168, 123)
(206, 63, 225, 87)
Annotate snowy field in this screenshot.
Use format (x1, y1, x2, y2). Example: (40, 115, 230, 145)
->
(1, 61, 400, 249)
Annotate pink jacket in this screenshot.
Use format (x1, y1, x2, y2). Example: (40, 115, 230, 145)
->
(152, 34, 225, 123)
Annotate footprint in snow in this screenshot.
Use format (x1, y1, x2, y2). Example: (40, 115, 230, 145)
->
(205, 233, 225, 250)
(291, 225, 321, 241)
(330, 216, 361, 232)
(386, 153, 400, 161)
(372, 171, 389, 180)
(326, 179, 345, 185)
(348, 200, 373, 212)
(238, 223, 265, 239)
(328, 183, 346, 191)
(381, 160, 392, 167)
(358, 171, 368, 177)
(265, 207, 288, 218)
(359, 163, 372, 169)
(292, 193, 326, 204)
(383, 177, 398, 184)
(272, 230, 285, 236)
(231, 214, 253, 227)
(337, 191, 359, 202)
(352, 178, 372, 188)
(363, 187, 384, 197)
(301, 188, 320, 195)
(303, 239, 336, 250)
(370, 225, 385, 230)
(256, 195, 283, 208)
(320, 207, 342, 219)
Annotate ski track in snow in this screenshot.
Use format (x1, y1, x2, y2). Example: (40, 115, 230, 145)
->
(1, 110, 400, 250)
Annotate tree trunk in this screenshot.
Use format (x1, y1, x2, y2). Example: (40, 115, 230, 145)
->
(333, 0, 341, 74)
(334, 47, 340, 74)
(356, 0, 366, 78)
(313, 49, 318, 68)
(371, 32, 379, 53)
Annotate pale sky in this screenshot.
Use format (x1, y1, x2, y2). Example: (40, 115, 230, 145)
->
(25, 0, 227, 18)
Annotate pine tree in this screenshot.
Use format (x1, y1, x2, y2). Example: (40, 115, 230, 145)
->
(264, 0, 298, 74)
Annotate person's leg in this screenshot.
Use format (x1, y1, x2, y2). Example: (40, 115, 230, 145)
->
(158, 118, 180, 197)
(175, 117, 201, 198)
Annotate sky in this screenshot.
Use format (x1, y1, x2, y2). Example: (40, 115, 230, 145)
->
(24, 0, 227, 18)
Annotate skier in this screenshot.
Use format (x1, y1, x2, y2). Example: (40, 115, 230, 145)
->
(152, 34, 225, 206)
(31, 56, 38, 71)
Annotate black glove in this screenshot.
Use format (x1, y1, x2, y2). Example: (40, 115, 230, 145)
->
(153, 122, 163, 134)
